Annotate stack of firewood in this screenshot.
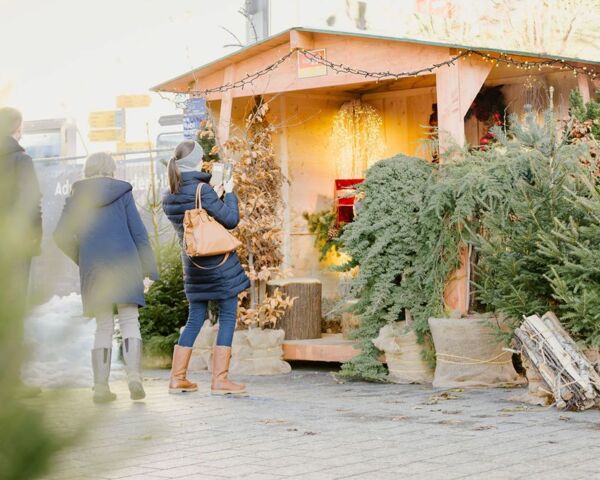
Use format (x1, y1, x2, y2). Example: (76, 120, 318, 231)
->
(515, 312, 600, 411)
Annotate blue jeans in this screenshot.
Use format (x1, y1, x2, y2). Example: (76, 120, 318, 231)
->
(178, 296, 238, 348)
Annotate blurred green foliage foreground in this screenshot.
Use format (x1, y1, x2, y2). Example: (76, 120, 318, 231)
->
(0, 173, 72, 479)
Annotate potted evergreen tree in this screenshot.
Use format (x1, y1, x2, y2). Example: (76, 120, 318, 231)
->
(432, 102, 599, 392)
(337, 154, 439, 382)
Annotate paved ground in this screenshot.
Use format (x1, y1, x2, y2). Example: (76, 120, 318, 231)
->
(40, 366, 600, 480)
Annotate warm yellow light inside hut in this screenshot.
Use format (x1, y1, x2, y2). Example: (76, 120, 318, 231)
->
(332, 100, 384, 178)
(321, 248, 352, 269)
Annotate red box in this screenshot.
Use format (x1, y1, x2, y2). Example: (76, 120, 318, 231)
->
(334, 178, 364, 225)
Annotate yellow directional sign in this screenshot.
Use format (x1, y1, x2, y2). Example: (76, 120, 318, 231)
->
(89, 110, 124, 129)
(117, 141, 154, 152)
(116, 95, 151, 109)
(89, 129, 125, 142)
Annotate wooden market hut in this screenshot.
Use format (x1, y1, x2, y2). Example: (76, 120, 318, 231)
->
(153, 28, 599, 359)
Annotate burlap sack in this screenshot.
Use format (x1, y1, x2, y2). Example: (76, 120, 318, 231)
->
(188, 321, 218, 372)
(230, 328, 291, 375)
(509, 355, 554, 406)
(429, 315, 525, 388)
(372, 322, 433, 384)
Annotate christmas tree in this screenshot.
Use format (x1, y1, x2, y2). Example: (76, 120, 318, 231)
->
(472, 107, 593, 341)
(539, 175, 600, 347)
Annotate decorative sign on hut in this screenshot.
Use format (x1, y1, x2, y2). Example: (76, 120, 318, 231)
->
(298, 48, 327, 78)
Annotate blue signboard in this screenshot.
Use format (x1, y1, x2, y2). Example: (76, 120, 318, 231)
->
(183, 97, 207, 140)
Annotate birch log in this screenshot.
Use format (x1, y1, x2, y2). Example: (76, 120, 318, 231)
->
(515, 312, 600, 411)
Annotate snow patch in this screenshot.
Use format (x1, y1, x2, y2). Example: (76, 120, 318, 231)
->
(22, 293, 125, 388)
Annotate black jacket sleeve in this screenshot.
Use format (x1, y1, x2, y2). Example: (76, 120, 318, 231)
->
(17, 154, 42, 256)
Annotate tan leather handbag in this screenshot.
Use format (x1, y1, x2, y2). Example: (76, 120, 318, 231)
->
(183, 183, 241, 269)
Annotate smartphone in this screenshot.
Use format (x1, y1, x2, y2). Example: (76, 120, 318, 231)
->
(210, 163, 224, 186)
(223, 163, 233, 183)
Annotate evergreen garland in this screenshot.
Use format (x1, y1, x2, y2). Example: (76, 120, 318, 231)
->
(303, 210, 342, 261)
(338, 155, 438, 380)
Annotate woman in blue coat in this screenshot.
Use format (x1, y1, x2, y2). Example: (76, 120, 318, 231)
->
(162, 140, 250, 395)
(54, 152, 158, 403)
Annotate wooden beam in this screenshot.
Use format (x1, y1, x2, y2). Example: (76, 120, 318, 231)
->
(290, 30, 314, 50)
(362, 86, 436, 101)
(436, 54, 492, 152)
(436, 53, 491, 315)
(283, 91, 356, 102)
(283, 334, 360, 362)
(278, 96, 292, 269)
(217, 65, 235, 145)
(458, 56, 493, 117)
(578, 74, 591, 104)
(436, 62, 464, 149)
(443, 246, 471, 316)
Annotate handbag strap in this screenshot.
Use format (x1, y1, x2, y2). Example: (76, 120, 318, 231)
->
(187, 252, 230, 271)
(195, 182, 204, 210)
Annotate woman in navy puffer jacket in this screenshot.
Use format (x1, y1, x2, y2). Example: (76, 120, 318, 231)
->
(55, 152, 158, 403)
(162, 140, 250, 396)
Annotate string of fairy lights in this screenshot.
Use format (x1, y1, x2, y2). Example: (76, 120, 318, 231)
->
(181, 47, 599, 98)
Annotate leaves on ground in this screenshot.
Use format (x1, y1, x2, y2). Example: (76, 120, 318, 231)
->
(438, 419, 464, 426)
(423, 391, 461, 405)
(258, 418, 289, 425)
(473, 425, 497, 431)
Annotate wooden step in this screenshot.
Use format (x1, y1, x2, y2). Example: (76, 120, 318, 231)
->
(283, 334, 360, 362)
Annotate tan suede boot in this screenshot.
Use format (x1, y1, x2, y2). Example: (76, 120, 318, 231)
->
(211, 346, 247, 396)
(168, 345, 198, 394)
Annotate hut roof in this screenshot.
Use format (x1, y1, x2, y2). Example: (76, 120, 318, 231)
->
(152, 27, 600, 94)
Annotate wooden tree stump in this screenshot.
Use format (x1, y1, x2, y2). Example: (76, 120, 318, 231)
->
(267, 278, 322, 340)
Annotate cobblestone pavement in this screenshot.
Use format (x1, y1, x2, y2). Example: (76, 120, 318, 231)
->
(41, 367, 600, 480)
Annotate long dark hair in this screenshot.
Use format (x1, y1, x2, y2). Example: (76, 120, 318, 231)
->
(167, 140, 195, 193)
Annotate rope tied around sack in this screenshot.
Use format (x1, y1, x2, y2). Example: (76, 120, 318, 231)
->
(435, 351, 512, 365)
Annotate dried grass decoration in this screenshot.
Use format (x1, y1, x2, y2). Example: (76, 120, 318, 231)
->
(220, 98, 296, 329)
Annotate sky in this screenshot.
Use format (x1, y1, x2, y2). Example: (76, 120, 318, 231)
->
(0, 0, 247, 151)
(2, 0, 598, 155)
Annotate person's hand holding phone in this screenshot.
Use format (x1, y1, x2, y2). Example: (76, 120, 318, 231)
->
(213, 184, 225, 198)
(223, 163, 234, 193)
(224, 177, 234, 193)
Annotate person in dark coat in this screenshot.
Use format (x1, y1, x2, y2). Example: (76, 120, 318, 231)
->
(162, 140, 250, 396)
(54, 152, 158, 403)
(0, 106, 43, 398)
(0, 107, 42, 299)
